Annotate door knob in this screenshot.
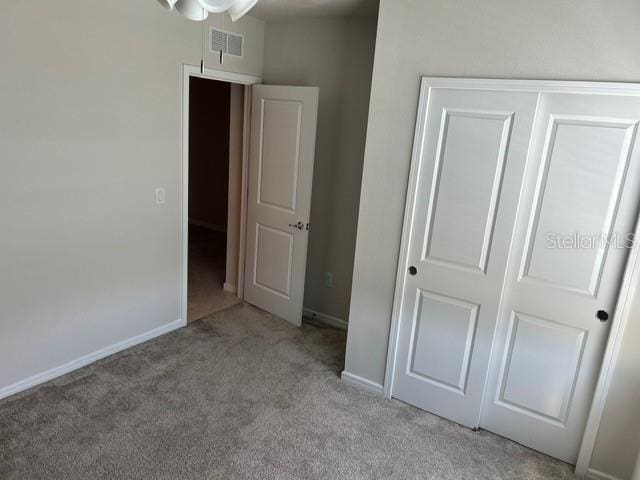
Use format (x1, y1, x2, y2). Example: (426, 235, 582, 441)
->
(408, 266, 418, 276)
(596, 310, 609, 322)
(289, 221, 305, 231)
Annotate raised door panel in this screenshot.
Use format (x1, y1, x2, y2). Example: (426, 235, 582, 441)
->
(520, 116, 637, 296)
(254, 224, 294, 298)
(424, 109, 513, 274)
(258, 99, 302, 213)
(496, 312, 587, 425)
(408, 291, 479, 394)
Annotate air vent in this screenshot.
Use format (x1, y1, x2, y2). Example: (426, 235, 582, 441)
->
(209, 27, 244, 58)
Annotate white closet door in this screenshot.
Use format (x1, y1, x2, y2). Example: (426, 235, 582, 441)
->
(391, 85, 539, 427)
(244, 85, 319, 326)
(481, 92, 640, 463)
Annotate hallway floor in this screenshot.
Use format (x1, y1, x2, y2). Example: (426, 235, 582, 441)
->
(0, 304, 575, 480)
(187, 224, 240, 322)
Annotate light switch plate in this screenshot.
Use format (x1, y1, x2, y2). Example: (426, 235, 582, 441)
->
(155, 187, 166, 205)
(324, 272, 334, 288)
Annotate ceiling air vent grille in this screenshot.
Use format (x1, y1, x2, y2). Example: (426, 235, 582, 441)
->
(209, 27, 244, 58)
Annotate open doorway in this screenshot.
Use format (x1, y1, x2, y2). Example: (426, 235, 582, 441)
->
(186, 75, 246, 322)
(181, 65, 320, 327)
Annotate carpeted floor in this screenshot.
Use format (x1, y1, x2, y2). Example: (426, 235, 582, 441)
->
(0, 304, 576, 479)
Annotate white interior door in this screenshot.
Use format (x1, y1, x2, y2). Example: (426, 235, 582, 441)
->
(244, 85, 319, 325)
(480, 92, 640, 463)
(391, 86, 539, 427)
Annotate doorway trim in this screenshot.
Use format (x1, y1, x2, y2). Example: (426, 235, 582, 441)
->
(180, 64, 261, 324)
(382, 77, 640, 478)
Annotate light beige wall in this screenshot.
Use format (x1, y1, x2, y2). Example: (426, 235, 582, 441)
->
(0, 0, 263, 394)
(345, 0, 640, 478)
(263, 17, 377, 322)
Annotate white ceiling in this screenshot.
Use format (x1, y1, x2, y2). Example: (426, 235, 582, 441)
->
(249, 0, 379, 21)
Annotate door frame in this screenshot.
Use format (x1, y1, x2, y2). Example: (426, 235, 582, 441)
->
(383, 77, 640, 477)
(180, 64, 261, 323)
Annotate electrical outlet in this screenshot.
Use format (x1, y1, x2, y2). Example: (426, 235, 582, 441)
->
(324, 272, 334, 288)
(155, 187, 166, 205)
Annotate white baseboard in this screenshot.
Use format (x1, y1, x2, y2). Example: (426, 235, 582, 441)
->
(223, 282, 238, 294)
(0, 318, 186, 401)
(585, 469, 622, 480)
(303, 308, 348, 331)
(188, 218, 227, 233)
(341, 371, 384, 396)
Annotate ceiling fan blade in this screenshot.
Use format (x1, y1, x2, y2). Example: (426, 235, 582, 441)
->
(156, 0, 178, 9)
(175, 0, 209, 20)
(228, 0, 259, 21)
(197, 0, 235, 13)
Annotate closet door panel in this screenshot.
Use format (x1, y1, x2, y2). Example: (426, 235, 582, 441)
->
(391, 84, 538, 428)
(481, 92, 640, 464)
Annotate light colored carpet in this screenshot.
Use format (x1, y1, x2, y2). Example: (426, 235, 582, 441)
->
(0, 304, 576, 479)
